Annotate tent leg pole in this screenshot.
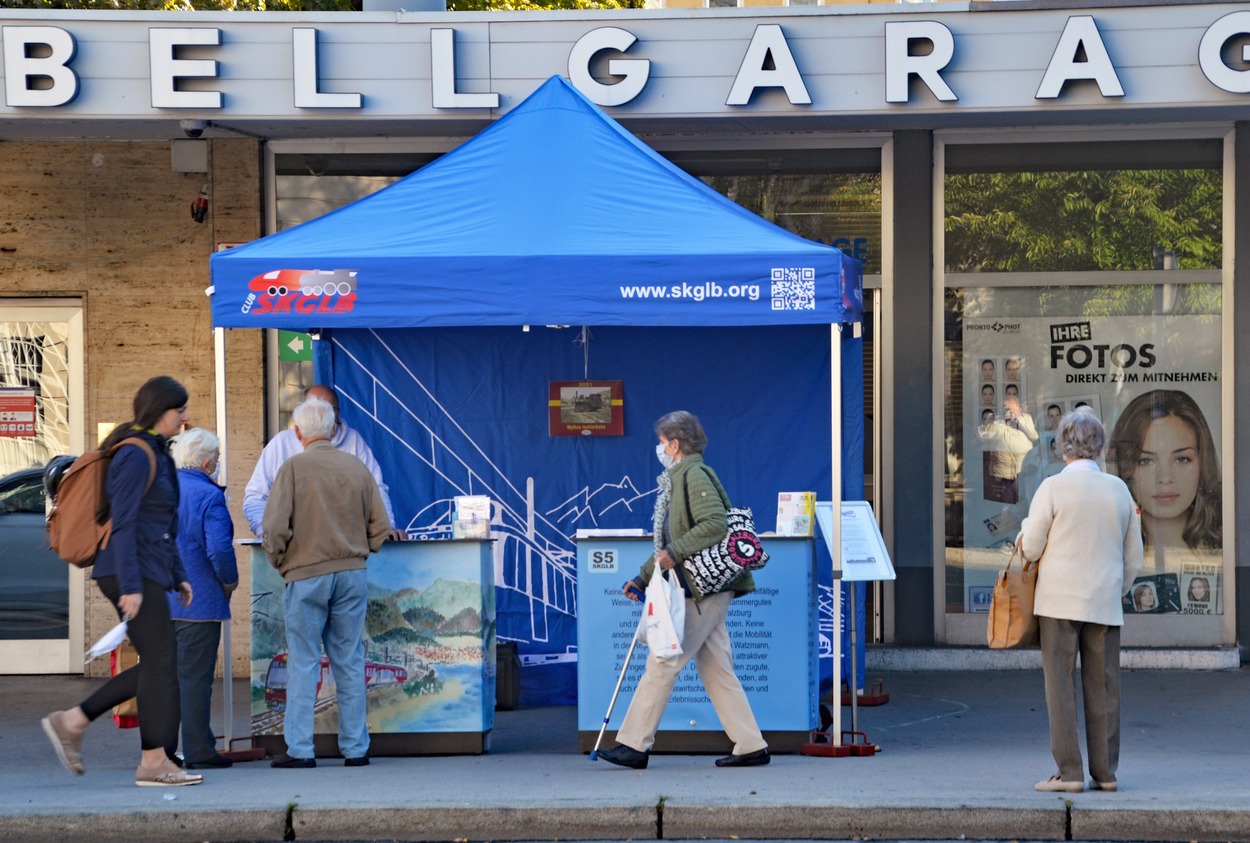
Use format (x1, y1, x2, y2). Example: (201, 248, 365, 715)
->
(830, 323, 843, 745)
(213, 325, 232, 747)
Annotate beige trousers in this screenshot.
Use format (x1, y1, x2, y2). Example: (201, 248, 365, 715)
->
(616, 590, 767, 755)
(1039, 616, 1121, 784)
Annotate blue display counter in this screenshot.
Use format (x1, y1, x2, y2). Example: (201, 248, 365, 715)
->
(247, 539, 495, 756)
(576, 536, 818, 753)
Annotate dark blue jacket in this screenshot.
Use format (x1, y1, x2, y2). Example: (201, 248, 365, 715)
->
(92, 429, 187, 595)
(169, 468, 238, 621)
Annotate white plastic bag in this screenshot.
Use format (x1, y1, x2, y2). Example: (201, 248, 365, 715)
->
(642, 566, 686, 661)
(83, 620, 128, 665)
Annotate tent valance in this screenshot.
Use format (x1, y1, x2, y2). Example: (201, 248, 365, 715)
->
(210, 76, 858, 331)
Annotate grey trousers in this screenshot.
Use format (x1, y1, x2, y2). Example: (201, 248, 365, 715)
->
(1039, 616, 1121, 784)
(616, 590, 767, 756)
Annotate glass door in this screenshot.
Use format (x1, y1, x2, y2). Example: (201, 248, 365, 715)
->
(0, 300, 84, 673)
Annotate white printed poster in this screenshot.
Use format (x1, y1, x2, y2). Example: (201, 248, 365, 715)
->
(963, 313, 1223, 615)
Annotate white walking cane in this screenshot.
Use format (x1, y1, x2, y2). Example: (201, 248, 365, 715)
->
(589, 610, 645, 761)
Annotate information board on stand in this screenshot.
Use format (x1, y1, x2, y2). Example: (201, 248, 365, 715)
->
(814, 501, 895, 582)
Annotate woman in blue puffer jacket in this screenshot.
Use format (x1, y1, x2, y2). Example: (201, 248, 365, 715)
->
(169, 428, 238, 770)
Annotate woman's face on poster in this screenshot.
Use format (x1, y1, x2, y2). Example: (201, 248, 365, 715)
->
(981, 385, 995, 406)
(981, 360, 995, 381)
(1188, 577, 1210, 601)
(1135, 586, 1157, 610)
(1131, 415, 1201, 522)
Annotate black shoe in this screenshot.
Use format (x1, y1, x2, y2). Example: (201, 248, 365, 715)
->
(186, 754, 234, 769)
(270, 754, 316, 769)
(597, 744, 649, 769)
(715, 748, 770, 767)
(344, 755, 370, 767)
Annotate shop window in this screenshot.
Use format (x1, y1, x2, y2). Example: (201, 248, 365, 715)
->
(945, 168, 1221, 273)
(699, 172, 882, 276)
(942, 149, 1225, 628)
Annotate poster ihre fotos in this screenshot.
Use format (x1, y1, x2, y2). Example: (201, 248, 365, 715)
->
(964, 313, 1222, 616)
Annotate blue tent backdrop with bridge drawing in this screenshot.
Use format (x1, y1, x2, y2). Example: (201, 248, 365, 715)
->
(212, 75, 865, 706)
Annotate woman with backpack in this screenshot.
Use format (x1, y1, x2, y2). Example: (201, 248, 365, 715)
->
(41, 375, 201, 787)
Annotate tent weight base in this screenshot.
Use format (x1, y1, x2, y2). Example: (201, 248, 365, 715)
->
(221, 737, 268, 763)
(800, 730, 878, 758)
(842, 679, 891, 707)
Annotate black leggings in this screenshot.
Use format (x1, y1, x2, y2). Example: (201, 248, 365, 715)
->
(80, 577, 180, 754)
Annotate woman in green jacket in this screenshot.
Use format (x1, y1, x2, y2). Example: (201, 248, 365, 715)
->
(598, 411, 769, 770)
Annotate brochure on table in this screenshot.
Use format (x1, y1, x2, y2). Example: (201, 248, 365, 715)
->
(814, 501, 895, 582)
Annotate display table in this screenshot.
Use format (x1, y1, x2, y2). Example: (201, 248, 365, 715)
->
(247, 539, 495, 756)
(576, 536, 818, 753)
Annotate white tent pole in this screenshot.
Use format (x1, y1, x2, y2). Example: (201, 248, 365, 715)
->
(214, 325, 233, 748)
(830, 322, 843, 746)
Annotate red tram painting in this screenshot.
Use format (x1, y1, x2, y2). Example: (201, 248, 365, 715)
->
(263, 653, 408, 711)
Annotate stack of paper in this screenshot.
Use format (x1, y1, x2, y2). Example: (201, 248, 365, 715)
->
(453, 495, 492, 539)
(775, 491, 816, 536)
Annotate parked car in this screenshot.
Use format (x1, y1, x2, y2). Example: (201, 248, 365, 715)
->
(0, 465, 70, 640)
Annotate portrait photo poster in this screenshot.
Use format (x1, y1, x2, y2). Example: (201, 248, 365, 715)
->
(963, 312, 1222, 615)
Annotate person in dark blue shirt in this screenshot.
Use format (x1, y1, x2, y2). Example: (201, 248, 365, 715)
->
(42, 375, 202, 788)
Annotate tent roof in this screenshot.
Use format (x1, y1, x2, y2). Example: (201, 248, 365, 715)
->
(210, 76, 856, 329)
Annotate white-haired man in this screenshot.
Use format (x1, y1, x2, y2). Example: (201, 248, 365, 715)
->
(244, 384, 401, 540)
(262, 396, 390, 769)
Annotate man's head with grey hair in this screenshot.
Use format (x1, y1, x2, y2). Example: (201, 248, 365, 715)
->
(173, 427, 220, 471)
(293, 396, 336, 443)
(1058, 405, 1106, 461)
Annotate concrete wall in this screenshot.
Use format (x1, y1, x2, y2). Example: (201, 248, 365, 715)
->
(0, 138, 263, 677)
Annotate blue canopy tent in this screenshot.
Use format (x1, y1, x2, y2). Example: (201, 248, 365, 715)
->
(210, 76, 864, 709)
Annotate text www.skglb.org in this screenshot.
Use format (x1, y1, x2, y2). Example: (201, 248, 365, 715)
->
(619, 281, 760, 302)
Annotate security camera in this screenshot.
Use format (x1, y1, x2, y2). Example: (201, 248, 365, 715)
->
(180, 119, 208, 139)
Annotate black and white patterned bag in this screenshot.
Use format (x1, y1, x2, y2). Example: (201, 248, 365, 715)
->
(681, 507, 769, 595)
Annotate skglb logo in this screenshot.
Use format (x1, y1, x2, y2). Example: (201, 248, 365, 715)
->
(589, 549, 618, 573)
(240, 269, 358, 315)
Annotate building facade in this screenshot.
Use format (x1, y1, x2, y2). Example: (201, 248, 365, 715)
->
(0, 0, 1245, 675)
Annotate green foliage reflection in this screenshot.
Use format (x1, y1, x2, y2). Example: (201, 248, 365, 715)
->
(945, 170, 1221, 272)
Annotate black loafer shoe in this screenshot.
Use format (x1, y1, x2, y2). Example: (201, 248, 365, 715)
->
(344, 755, 370, 767)
(270, 754, 316, 769)
(597, 744, 649, 769)
(186, 754, 234, 769)
(715, 748, 770, 767)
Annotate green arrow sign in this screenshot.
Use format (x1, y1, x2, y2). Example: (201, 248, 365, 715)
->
(278, 330, 313, 362)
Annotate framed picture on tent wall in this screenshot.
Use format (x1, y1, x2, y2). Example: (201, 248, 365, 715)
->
(549, 380, 623, 437)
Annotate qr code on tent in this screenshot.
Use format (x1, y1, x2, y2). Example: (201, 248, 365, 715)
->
(770, 267, 816, 310)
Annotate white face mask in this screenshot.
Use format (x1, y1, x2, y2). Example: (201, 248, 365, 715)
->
(656, 442, 674, 470)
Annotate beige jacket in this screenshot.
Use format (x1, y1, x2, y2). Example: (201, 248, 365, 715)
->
(262, 439, 391, 583)
(1018, 460, 1144, 626)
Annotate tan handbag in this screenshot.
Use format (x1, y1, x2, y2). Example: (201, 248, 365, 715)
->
(109, 639, 140, 727)
(987, 547, 1039, 649)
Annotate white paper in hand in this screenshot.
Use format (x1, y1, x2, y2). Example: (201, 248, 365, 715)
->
(83, 620, 128, 665)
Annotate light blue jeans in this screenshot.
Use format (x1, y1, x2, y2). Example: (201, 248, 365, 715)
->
(282, 569, 370, 760)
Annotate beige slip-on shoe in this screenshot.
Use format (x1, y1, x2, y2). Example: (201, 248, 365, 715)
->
(136, 767, 203, 787)
(41, 711, 85, 776)
(1034, 775, 1085, 793)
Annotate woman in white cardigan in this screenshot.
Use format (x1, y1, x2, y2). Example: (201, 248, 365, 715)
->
(1017, 407, 1144, 794)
